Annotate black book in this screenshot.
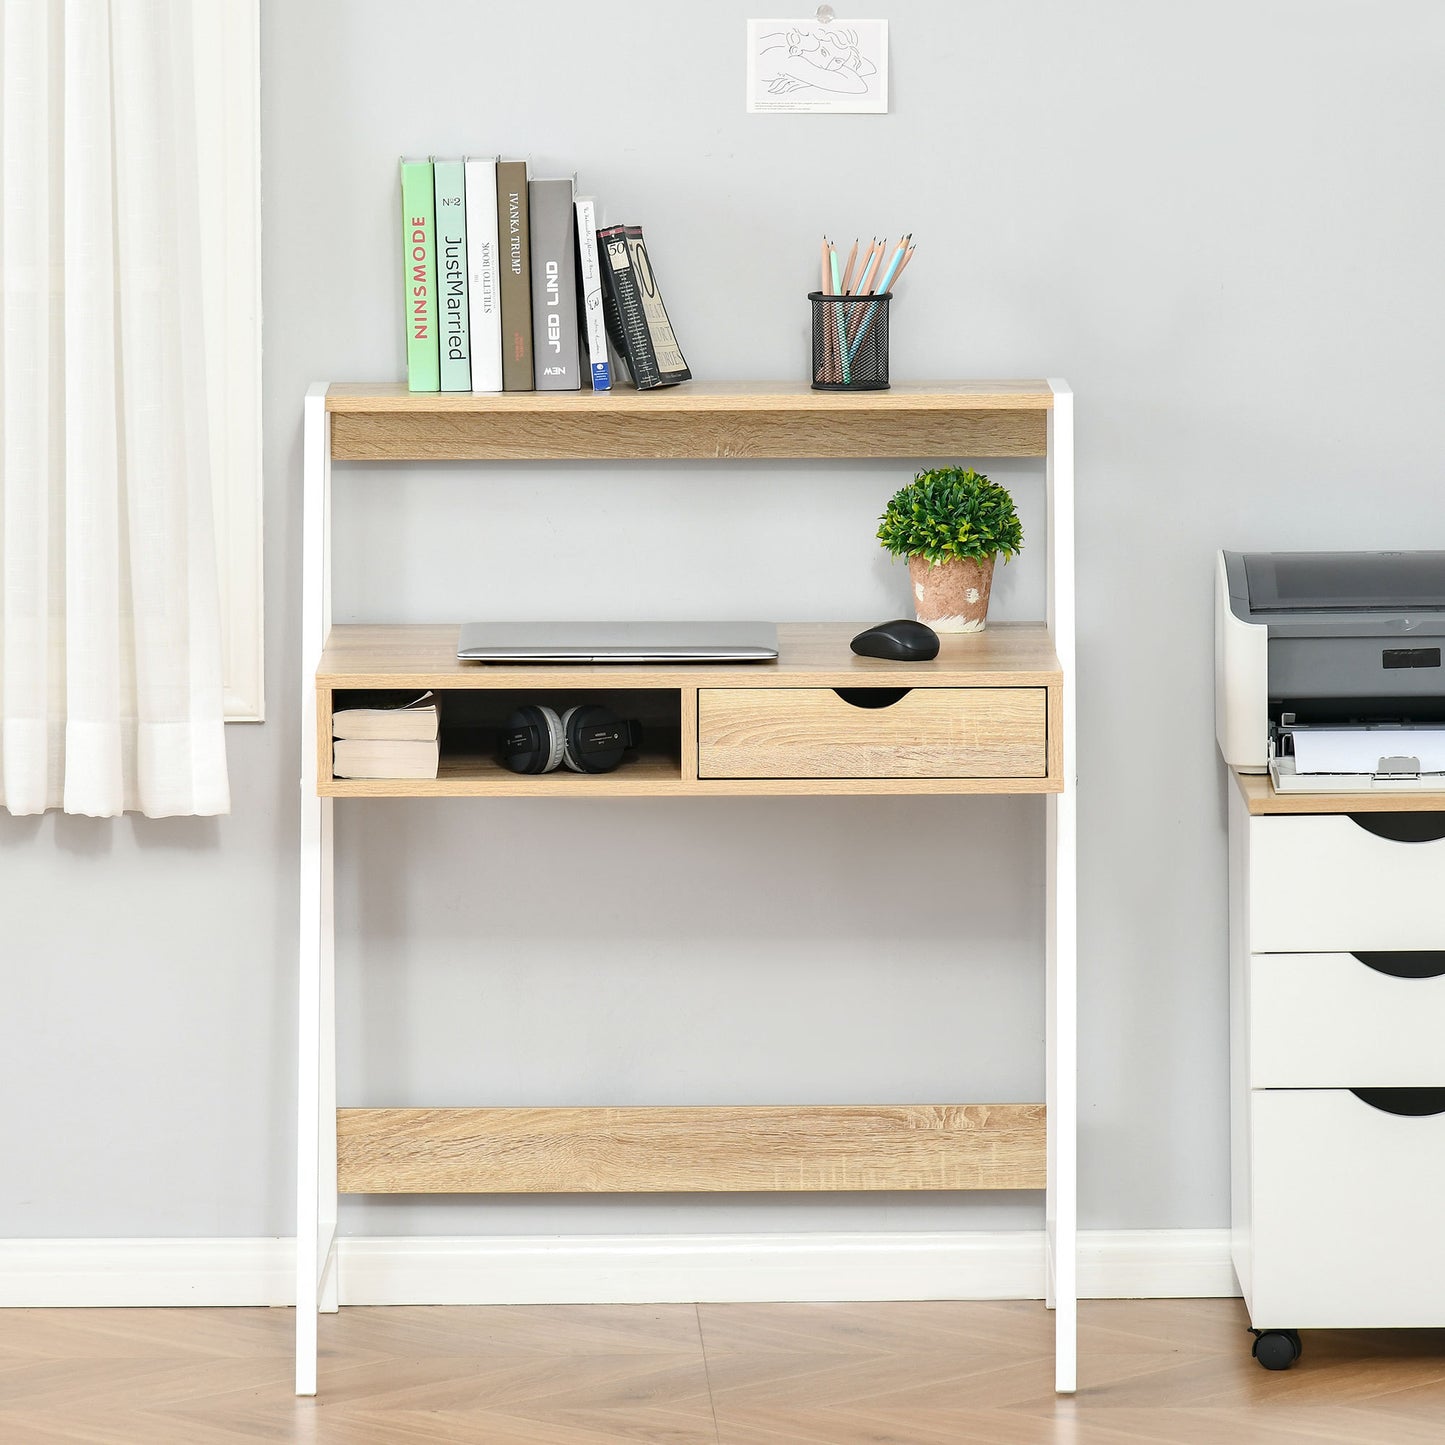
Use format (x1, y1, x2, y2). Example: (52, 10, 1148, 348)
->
(597, 224, 689, 389)
(622, 225, 690, 386)
(598, 224, 658, 388)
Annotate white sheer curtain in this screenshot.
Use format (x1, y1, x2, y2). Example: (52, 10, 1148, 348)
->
(1, 0, 231, 817)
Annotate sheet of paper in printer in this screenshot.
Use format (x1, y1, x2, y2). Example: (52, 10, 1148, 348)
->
(1290, 727, 1445, 775)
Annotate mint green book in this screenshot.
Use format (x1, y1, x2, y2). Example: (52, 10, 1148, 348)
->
(432, 159, 471, 391)
(400, 158, 439, 391)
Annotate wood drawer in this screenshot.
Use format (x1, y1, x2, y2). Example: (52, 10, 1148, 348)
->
(1249, 1088, 1445, 1328)
(1249, 952, 1445, 1088)
(696, 686, 1047, 780)
(1249, 812, 1445, 952)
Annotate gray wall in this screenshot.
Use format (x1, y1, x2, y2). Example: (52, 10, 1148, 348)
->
(4, 0, 1443, 1242)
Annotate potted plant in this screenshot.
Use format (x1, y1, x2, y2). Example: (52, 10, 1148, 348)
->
(876, 467, 1023, 632)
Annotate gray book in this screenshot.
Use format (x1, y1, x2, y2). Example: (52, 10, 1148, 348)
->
(527, 177, 582, 390)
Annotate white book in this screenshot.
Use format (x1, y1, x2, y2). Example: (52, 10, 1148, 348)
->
(464, 156, 503, 393)
(331, 690, 438, 742)
(573, 196, 611, 391)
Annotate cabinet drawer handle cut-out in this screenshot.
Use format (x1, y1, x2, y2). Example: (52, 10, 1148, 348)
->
(1353, 952, 1445, 979)
(1350, 1087, 1445, 1116)
(1348, 813, 1445, 844)
(832, 687, 912, 709)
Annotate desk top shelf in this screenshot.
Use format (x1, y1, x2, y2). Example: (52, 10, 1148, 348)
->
(322, 380, 1056, 461)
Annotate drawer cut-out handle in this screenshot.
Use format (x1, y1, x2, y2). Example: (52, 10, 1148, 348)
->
(1350, 1087, 1445, 1116)
(832, 687, 912, 710)
(1348, 813, 1445, 843)
(1353, 952, 1445, 979)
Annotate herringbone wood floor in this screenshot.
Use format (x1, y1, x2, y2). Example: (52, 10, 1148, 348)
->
(3, 1299, 1445, 1444)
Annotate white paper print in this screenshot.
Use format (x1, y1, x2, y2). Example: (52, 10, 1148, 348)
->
(746, 19, 888, 114)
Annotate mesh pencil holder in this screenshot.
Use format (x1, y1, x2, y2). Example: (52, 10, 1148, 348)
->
(809, 291, 891, 391)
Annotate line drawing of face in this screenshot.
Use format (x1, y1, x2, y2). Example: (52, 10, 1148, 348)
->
(757, 25, 877, 96)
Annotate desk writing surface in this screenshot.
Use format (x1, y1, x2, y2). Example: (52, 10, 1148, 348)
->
(316, 621, 1063, 691)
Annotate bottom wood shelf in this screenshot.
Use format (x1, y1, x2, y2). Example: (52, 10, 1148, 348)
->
(335, 1103, 1046, 1194)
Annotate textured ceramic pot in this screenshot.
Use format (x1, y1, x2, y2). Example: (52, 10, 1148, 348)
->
(907, 554, 996, 632)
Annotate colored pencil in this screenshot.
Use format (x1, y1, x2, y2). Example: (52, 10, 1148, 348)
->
(828, 244, 849, 384)
(846, 239, 883, 346)
(819, 237, 833, 384)
(859, 236, 886, 294)
(847, 235, 912, 368)
(890, 242, 916, 289)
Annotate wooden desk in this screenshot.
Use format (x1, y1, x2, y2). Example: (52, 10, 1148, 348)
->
(296, 381, 1078, 1395)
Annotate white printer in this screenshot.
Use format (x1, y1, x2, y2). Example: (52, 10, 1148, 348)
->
(1216, 549, 1445, 793)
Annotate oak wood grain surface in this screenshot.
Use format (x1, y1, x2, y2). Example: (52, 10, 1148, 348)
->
(326, 380, 1057, 411)
(316, 624, 1063, 796)
(324, 381, 1053, 460)
(1233, 767, 1445, 815)
(316, 621, 1063, 690)
(335, 1104, 1047, 1194)
(697, 686, 1047, 780)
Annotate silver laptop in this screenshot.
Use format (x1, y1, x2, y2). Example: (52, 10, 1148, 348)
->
(457, 621, 779, 663)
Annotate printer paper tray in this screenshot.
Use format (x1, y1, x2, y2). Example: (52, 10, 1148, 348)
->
(1269, 757, 1445, 794)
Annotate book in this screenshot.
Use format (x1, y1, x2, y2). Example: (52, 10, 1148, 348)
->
(465, 156, 503, 393)
(598, 224, 659, 389)
(332, 738, 440, 780)
(332, 691, 439, 742)
(399, 158, 439, 391)
(624, 225, 690, 386)
(495, 159, 533, 391)
(528, 177, 582, 390)
(433, 159, 470, 391)
(573, 196, 611, 391)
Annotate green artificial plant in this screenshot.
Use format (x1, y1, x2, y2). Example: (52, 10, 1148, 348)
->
(876, 467, 1023, 566)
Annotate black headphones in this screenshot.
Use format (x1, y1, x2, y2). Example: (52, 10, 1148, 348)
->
(497, 703, 643, 775)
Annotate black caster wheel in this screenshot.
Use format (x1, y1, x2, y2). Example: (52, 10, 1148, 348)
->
(1251, 1328, 1302, 1370)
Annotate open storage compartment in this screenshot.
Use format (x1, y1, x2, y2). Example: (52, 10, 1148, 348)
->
(322, 687, 683, 795)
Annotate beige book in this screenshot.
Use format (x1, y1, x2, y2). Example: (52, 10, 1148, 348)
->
(332, 738, 440, 780)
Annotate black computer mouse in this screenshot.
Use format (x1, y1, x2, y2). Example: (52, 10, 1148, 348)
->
(850, 619, 940, 661)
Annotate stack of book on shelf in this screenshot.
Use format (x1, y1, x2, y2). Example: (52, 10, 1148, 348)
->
(332, 692, 440, 780)
(400, 157, 690, 396)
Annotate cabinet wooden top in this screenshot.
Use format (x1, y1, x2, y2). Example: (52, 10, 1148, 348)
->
(1232, 768, 1445, 815)
(317, 621, 1063, 691)
(319, 382, 1059, 461)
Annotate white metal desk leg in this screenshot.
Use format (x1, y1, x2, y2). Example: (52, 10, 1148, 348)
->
(1045, 381, 1077, 1394)
(1045, 790, 1078, 1393)
(318, 793, 338, 1315)
(297, 385, 334, 1395)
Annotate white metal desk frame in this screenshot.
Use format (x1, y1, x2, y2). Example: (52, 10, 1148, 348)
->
(295, 380, 1077, 1394)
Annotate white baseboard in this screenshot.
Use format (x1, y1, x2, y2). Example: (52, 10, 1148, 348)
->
(0, 1238, 296, 1308)
(0, 1229, 1238, 1309)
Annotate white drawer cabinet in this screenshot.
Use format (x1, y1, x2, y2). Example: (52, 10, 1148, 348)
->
(1229, 772, 1445, 1369)
(1249, 952, 1445, 1088)
(1249, 813, 1445, 952)
(1249, 1089, 1445, 1330)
